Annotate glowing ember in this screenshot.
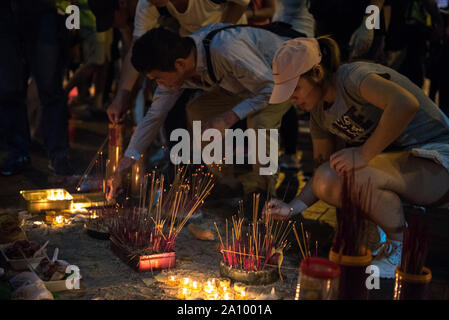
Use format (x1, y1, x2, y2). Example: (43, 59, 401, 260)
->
(55, 215, 64, 225)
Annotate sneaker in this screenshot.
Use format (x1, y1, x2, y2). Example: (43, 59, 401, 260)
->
(0, 155, 31, 176)
(371, 239, 402, 279)
(279, 154, 300, 170)
(48, 153, 75, 176)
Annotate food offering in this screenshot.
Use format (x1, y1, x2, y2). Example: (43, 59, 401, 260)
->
(0, 240, 47, 270)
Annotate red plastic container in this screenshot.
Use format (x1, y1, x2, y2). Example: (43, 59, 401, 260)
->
(110, 236, 176, 272)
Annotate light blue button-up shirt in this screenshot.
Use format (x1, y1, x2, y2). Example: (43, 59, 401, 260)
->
(125, 23, 291, 160)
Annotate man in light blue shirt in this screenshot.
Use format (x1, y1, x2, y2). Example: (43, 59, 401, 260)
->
(106, 23, 295, 202)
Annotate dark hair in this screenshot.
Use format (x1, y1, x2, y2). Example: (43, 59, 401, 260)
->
(303, 36, 341, 85)
(131, 27, 195, 73)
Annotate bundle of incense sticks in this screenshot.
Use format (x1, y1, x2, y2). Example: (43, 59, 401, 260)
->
(292, 222, 316, 260)
(401, 214, 430, 275)
(163, 165, 215, 218)
(332, 171, 372, 257)
(214, 195, 293, 271)
(109, 169, 214, 255)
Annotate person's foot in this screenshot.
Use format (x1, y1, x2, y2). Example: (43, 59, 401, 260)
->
(371, 239, 402, 279)
(279, 154, 300, 170)
(48, 153, 75, 176)
(0, 155, 31, 176)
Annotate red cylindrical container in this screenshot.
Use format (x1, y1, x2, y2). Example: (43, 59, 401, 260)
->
(297, 257, 340, 300)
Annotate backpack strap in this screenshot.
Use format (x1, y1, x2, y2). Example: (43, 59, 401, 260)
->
(202, 22, 306, 84)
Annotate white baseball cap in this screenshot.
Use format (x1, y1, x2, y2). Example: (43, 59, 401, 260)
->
(270, 38, 322, 104)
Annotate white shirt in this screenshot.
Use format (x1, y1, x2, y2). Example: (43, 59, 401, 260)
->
(133, 0, 249, 37)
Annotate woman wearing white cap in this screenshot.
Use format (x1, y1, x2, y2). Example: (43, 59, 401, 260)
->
(264, 37, 449, 278)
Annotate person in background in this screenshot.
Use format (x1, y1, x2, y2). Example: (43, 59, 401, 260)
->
(264, 37, 449, 278)
(0, 0, 73, 176)
(63, 0, 114, 111)
(309, 0, 386, 61)
(245, 0, 275, 26)
(272, 0, 315, 37)
(106, 0, 250, 125)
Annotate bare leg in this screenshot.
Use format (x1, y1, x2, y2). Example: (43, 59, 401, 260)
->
(312, 151, 449, 241)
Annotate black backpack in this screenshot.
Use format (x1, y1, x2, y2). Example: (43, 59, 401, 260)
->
(203, 22, 306, 83)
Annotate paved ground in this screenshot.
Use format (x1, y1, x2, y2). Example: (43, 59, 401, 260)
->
(1, 112, 449, 300)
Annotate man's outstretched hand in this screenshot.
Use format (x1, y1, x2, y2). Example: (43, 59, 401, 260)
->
(107, 90, 131, 124)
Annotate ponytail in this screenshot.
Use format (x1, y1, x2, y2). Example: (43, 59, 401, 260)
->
(303, 36, 341, 86)
(317, 36, 341, 76)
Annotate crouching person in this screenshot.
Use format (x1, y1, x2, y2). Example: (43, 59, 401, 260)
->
(263, 37, 449, 278)
(106, 23, 299, 209)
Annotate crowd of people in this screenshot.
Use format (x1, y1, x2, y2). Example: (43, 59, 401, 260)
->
(1, 0, 449, 279)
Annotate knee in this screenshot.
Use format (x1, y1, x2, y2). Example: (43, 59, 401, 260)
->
(312, 163, 341, 204)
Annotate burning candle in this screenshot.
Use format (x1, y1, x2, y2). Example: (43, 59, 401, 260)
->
(54, 215, 64, 226)
(181, 277, 191, 288)
(191, 281, 201, 292)
(177, 287, 191, 300)
(235, 290, 248, 300)
(167, 276, 178, 286)
(219, 286, 230, 295)
(203, 282, 217, 294)
(218, 278, 231, 294)
(219, 278, 231, 289)
(223, 292, 234, 300)
(206, 278, 219, 288)
(206, 293, 220, 300)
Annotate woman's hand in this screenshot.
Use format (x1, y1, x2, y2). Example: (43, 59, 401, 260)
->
(262, 199, 294, 221)
(329, 147, 370, 174)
